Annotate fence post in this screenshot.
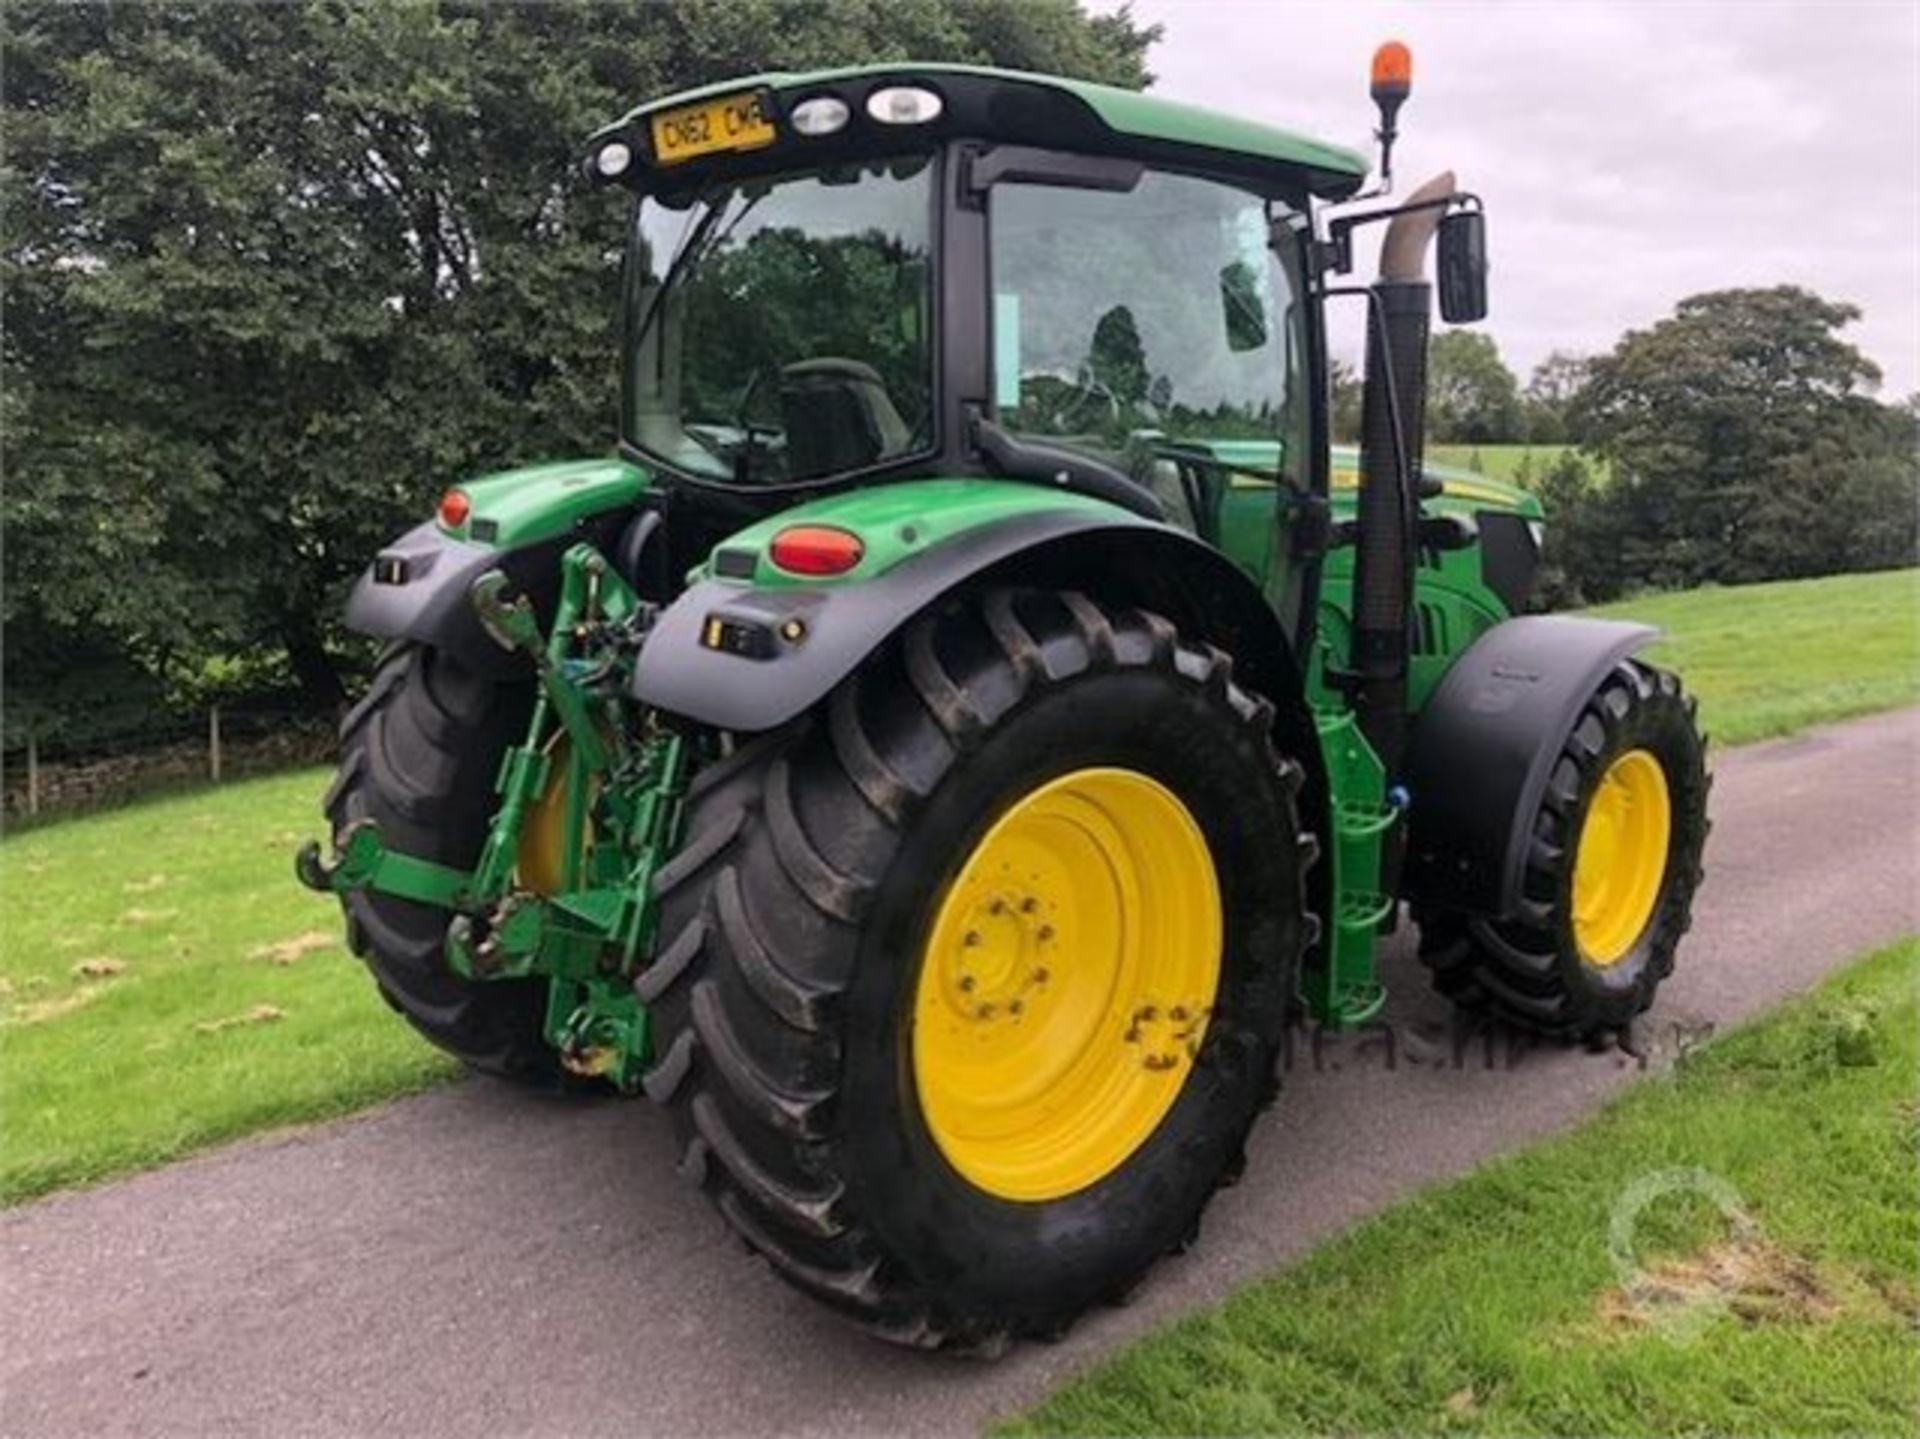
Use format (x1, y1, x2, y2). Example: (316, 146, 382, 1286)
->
(26, 734, 39, 818)
(209, 706, 223, 784)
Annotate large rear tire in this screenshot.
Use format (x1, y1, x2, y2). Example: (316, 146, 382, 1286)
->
(1416, 658, 1709, 1039)
(640, 589, 1312, 1349)
(323, 644, 564, 1083)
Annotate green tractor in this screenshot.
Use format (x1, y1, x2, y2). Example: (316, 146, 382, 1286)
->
(300, 46, 1708, 1349)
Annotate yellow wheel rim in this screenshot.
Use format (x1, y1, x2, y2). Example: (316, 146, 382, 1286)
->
(912, 767, 1223, 1202)
(517, 737, 594, 897)
(1571, 748, 1671, 967)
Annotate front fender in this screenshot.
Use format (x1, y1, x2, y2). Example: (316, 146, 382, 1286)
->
(1401, 614, 1658, 919)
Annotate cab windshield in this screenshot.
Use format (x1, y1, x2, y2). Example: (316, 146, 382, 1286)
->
(990, 169, 1311, 513)
(623, 155, 936, 488)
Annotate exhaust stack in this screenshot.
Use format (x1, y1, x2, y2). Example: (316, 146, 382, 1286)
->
(1350, 170, 1454, 774)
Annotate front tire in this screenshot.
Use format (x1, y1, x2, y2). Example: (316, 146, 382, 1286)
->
(640, 589, 1311, 1349)
(1417, 659, 1709, 1038)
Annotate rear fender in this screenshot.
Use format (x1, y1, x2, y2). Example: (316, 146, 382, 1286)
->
(343, 458, 650, 675)
(632, 483, 1311, 737)
(1401, 615, 1658, 918)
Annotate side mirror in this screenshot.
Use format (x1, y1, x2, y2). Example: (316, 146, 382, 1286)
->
(1437, 209, 1488, 323)
(1219, 260, 1269, 352)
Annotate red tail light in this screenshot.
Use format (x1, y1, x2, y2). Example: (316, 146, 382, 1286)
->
(438, 489, 472, 528)
(768, 525, 864, 577)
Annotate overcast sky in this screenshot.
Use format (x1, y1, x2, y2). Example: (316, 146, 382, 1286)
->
(1099, 0, 1920, 398)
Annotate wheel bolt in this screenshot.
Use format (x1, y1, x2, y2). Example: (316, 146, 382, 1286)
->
(1031, 966, 1050, 984)
(963, 931, 982, 947)
(1020, 897, 1038, 914)
(988, 898, 1007, 916)
(1037, 924, 1055, 941)
(959, 975, 976, 993)
(1008, 1000, 1023, 1016)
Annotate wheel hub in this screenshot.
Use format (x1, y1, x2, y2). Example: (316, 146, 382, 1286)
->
(934, 888, 1056, 1023)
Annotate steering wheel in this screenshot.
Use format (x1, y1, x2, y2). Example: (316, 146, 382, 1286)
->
(731, 368, 775, 436)
(1017, 368, 1121, 434)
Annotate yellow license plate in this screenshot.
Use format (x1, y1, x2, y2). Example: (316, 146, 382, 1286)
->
(650, 92, 776, 166)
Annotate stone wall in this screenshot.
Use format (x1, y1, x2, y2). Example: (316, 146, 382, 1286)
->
(2, 722, 333, 825)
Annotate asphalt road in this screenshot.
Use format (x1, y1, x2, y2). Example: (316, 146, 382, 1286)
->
(5, 706, 1916, 1438)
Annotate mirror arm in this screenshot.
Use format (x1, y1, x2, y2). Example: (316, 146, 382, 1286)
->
(1318, 190, 1481, 276)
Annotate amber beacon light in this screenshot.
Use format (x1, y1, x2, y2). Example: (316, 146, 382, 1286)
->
(1369, 40, 1414, 188)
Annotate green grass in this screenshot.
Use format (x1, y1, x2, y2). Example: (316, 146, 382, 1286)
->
(1591, 569, 1919, 745)
(1005, 939, 1920, 1437)
(0, 770, 455, 1203)
(1428, 443, 1590, 485)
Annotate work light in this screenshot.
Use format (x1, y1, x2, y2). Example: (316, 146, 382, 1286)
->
(865, 86, 942, 125)
(594, 142, 633, 178)
(790, 96, 851, 136)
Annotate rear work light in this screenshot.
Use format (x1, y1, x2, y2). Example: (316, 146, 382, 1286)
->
(438, 489, 471, 528)
(789, 96, 851, 137)
(595, 141, 634, 178)
(866, 85, 943, 125)
(768, 525, 864, 576)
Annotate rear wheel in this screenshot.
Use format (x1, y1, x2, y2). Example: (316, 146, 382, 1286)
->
(1417, 659, 1709, 1038)
(641, 589, 1311, 1348)
(324, 644, 564, 1083)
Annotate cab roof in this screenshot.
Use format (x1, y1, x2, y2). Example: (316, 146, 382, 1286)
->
(590, 62, 1370, 200)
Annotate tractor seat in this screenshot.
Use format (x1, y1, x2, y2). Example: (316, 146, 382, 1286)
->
(780, 358, 911, 478)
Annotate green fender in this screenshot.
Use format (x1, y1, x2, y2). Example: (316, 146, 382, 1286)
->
(631, 478, 1327, 822)
(1401, 615, 1658, 919)
(343, 457, 650, 674)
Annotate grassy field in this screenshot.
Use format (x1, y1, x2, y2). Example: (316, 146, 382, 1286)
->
(1005, 939, 1919, 1437)
(1427, 442, 1585, 485)
(0, 567, 1912, 1204)
(1598, 569, 1918, 745)
(0, 770, 453, 1202)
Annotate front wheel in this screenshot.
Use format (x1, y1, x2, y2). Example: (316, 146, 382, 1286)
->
(1417, 659, 1710, 1038)
(639, 589, 1312, 1349)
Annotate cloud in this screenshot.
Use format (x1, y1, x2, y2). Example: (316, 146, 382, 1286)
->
(1104, 0, 1919, 395)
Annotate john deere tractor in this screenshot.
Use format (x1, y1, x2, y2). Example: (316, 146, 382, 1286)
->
(300, 47, 1708, 1349)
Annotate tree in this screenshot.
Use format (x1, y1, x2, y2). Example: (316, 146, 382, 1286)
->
(1424, 329, 1521, 444)
(1328, 357, 1363, 443)
(1529, 449, 1614, 608)
(2, 0, 1159, 746)
(1567, 286, 1916, 595)
(1521, 350, 1590, 444)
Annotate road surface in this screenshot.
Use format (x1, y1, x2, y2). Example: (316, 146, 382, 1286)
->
(4, 706, 1916, 1437)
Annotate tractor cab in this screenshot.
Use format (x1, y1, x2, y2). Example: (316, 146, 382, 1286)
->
(591, 66, 1366, 574)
